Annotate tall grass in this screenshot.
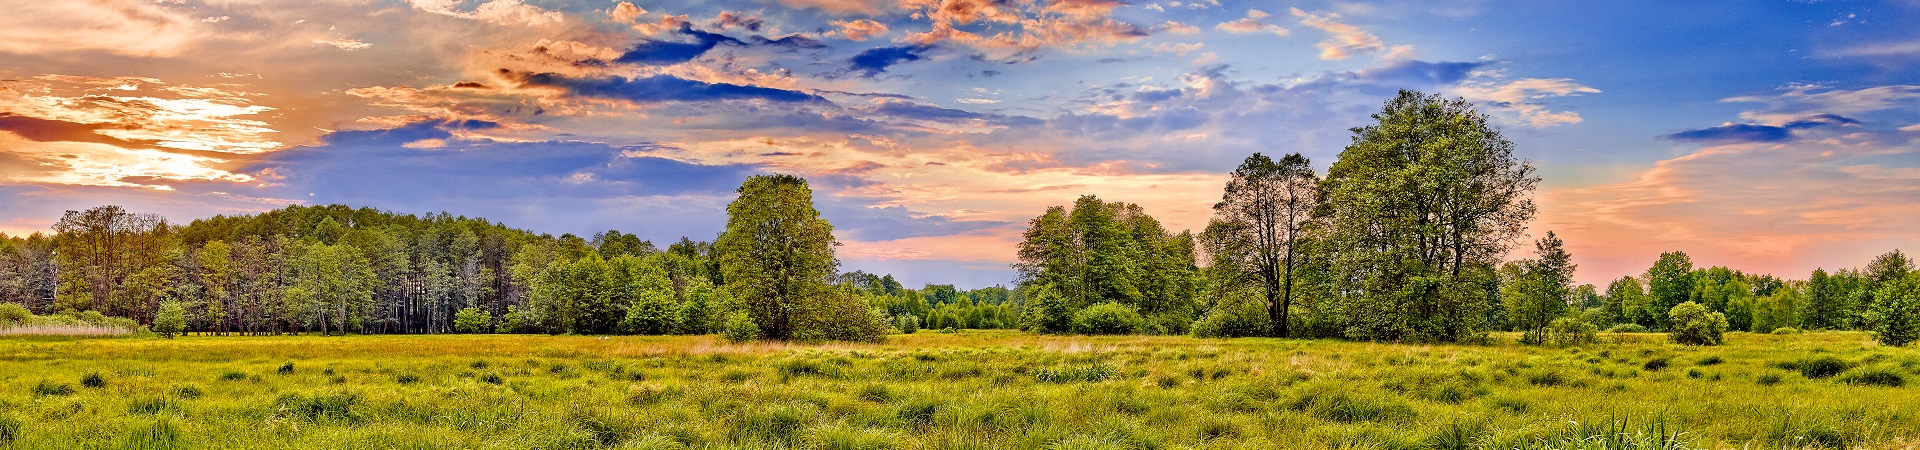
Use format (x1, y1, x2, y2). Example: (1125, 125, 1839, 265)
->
(0, 331, 1913, 448)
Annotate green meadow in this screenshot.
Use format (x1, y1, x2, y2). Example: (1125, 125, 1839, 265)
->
(1, 332, 1916, 449)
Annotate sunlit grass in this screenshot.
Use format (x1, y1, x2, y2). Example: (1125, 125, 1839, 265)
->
(0, 331, 1915, 449)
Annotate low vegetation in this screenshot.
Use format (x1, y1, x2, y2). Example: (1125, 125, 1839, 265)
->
(2, 331, 1916, 449)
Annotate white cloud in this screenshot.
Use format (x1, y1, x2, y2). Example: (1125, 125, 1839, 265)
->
(1289, 8, 1383, 60)
(313, 38, 372, 50)
(1451, 77, 1600, 127)
(1215, 9, 1288, 36)
(405, 0, 564, 27)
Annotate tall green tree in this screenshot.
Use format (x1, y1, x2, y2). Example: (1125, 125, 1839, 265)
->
(1645, 251, 1695, 330)
(1210, 152, 1319, 337)
(1603, 276, 1651, 327)
(1866, 274, 1919, 346)
(1803, 268, 1846, 330)
(1505, 231, 1576, 344)
(715, 174, 875, 341)
(284, 243, 377, 335)
(1319, 90, 1539, 342)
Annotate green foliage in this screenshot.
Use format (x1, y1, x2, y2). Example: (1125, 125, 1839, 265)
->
(1021, 285, 1074, 333)
(1509, 232, 1577, 345)
(893, 314, 919, 334)
(1606, 323, 1648, 333)
(1646, 252, 1695, 330)
(719, 311, 758, 343)
(1752, 284, 1804, 333)
(622, 289, 679, 335)
(453, 307, 492, 334)
(0, 303, 29, 327)
(1771, 327, 1802, 335)
(716, 174, 868, 342)
(81, 371, 106, 388)
(1865, 275, 1920, 346)
(153, 300, 187, 338)
(1319, 91, 1537, 342)
(1547, 317, 1598, 346)
(1603, 277, 1652, 328)
(1211, 152, 1319, 337)
(1781, 356, 1851, 379)
(1191, 291, 1272, 338)
(1668, 301, 1727, 345)
(1071, 302, 1143, 335)
(1015, 195, 1199, 334)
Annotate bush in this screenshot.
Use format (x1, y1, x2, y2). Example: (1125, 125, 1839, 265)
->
(0, 303, 29, 327)
(499, 305, 539, 334)
(1605, 323, 1648, 333)
(153, 301, 187, 339)
(1771, 327, 1802, 335)
(1548, 317, 1598, 346)
(621, 290, 680, 335)
(894, 315, 920, 334)
(1191, 294, 1272, 338)
(1071, 302, 1144, 335)
(453, 307, 492, 334)
(719, 311, 758, 343)
(1668, 301, 1727, 346)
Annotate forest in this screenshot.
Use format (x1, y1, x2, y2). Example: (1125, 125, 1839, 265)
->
(2, 91, 1917, 349)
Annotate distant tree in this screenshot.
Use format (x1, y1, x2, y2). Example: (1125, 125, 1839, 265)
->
(1319, 91, 1539, 342)
(1575, 284, 1600, 309)
(1210, 152, 1319, 337)
(1645, 251, 1695, 330)
(1803, 268, 1845, 330)
(154, 300, 187, 339)
(1602, 277, 1647, 327)
(1668, 301, 1728, 346)
(198, 241, 233, 335)
(1506, 231, 1576, 345)
(1752, 282, 1804, 333)
(1722, 280, 1754, 331)
(284, 243, 377, 335)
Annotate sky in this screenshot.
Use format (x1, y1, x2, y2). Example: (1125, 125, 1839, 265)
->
(1, 0, 1917, 288)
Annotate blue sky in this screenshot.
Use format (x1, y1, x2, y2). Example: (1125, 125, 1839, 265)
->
(0, 0, 1916, 287)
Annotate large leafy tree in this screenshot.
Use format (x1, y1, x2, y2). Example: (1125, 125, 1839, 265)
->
(715, 174, 868, 341)
(1210, 152, 1319, 337)
(1603, 276, 1650, 327)
(1319, 90, 1539, 342)
(1014, 195, 1197, 333)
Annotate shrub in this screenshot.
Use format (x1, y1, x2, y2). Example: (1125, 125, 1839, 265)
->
(1837, 366, 1905, 387)
(788, 289, 892, 343)
(453, 307, 492, 334)
(1668, 301, 1727, 345)
(0, 303, 29, 327)
(1071, 302, 1143, 335)
(499, 305, 539, 334)
(1606, 323, 1648, 333)
(719, 311, 758, 343)
(1771, 327, 1802, 335)
(153, 301, 187, 339)
(620, 290, 679, 335)
(1191, 294, 1271, 338)
(894, 315, 920, 334)
(1548, 317, 1598, 346)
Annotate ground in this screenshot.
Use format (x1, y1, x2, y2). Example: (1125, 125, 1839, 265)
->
(0, 331, 1915, 449)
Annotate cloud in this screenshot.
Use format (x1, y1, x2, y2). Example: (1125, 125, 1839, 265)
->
(405, 0, 565, 27)
(1156, 21, 1200, 35)
(615, 23, 745, 65)
(504, 71, 828, 104)
(897, 0, 1148, 58)
(1721, 84, 1920, 124)
(1450, 77, 1601, 127)
(770, 0, 893, 16)
(1289, 8, 1384, 60)
(710, 11, 766, 32)
(0, 114, 159, 150)
(1216, 10, 1289, 36)
(609, 2, 647, 23)
(1663, 114, 1861, 144)
(832, 19, 890, 41)
(313, 38, 373, 50)
(0, 0, 207, 57)
(850, 45, 936, 76)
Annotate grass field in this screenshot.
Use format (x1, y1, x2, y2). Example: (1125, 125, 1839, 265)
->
(0, 331, 1916, 449)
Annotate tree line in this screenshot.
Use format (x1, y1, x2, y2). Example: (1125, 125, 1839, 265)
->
(0, 176, 1013, 342)
(1012, 90, 1920, 345)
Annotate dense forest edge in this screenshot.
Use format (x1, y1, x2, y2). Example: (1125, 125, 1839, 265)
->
(2, 90, 1916, 347)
